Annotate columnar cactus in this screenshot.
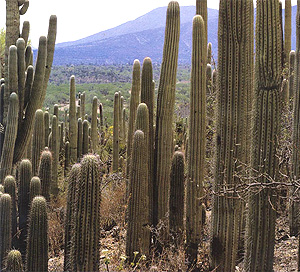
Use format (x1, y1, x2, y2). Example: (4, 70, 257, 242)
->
(51, 115, 59, 196)
(82, 120, 89, 155)
(284, 0, 292, 65)
(289, 50, 295, 100)
(4, 249, 23, 272)
(3, 175, 17, 247)
(77, 118, 83, 160)
(0, 92, 18, 182)
(291, 1, 300, 238)
(18, 159, 32, 256)
(196, 0, 207, 45)
(26, 196, 48, 272)
(126, 130, 150, 261)
(169, 151, 184, 243)
(99, 103, 103, 134)
(69, 75, 77, 163)
(32, 109, 45, 175)
(29, 176, 41, 201)
(91, 96, 98, 151)
(113, 92, 120, 172)
(141, 57, 155, 224)
(0, 194, 12, 271)
(44, 111, 50, 147)
(80, 91, 86, 118)
(207, 42, 212, 64)
(38, 148, 52, 201)
(244, 0, 282, 271)
(64, 141, 70, 173)
(211, 1, 254, 271)
(71, 155, 101, 272)
(186, 14, 206, 265)
(154, 1, 180, 226)
(64, 163, 81, 272)
(126, 60, 141, 179)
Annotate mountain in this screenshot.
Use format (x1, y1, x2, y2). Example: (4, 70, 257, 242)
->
(52, 5, 296, 66)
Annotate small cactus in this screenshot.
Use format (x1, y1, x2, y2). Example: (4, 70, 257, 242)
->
(4, 249, 23, 272)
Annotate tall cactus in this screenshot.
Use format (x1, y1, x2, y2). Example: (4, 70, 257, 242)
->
(284, 0, 292, 65)
(29, 176, 42, 201)
(211, 1, 254, 270)
(154, 1, 180, 226)
(26, 196, 48, 272)
(126, 130, 150, 261)
(3, 175, 17, 248)
(69, 75, 77, 163)
(82, 120, 89, 155)
(196, 0, 207, 45)
(0, 194, 12, 271)
(91, 96, 98, 151)
(32, 109, 45, 176)
(289, 50, 295, 100)
(244, 0, 283, 271)
(38, 148, 52, 201)
(169, 151, 185, 243)
(71, 155, 101, 272)
(186, 15, 206, 265)
(77, 118, 83, 160)
(18, 159, 32, 256)
(113, 92, 120, 172)
(51, 115, 59, 196)
(0, 92, 18, 182)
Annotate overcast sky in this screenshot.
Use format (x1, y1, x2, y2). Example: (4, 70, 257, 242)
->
(0, 0, 298, 47)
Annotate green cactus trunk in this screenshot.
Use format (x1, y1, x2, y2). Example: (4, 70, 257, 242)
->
(211, 1, 254, 270)
(91, 96, 98, 151)
(289, 50, 295, 100)
(77, 118, 83, 160)
(186, 14, 206, 266)
(51, 115, 59, 197)
(153, 1, 180, 227)
(113, 92, 120, 172)
(26, 196, 48, 272)
(69, 75, 77, 163)
(126, 130, 150, 261)
(196, 0, 207, 45)
(0, 194, 12, 271)
(38, 148, 52, 201)
(284, 0, 292, 65)
(71, 155, 101, 272)
(29, 176, 42, 201)
(82, 120, 89, 156)
(244, 0, 283, 271)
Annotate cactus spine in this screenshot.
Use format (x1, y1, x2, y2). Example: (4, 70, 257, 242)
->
(71, 155, 101, 272)
(211, 1, 254, 270)
(113, 92, 120, 172)
(0, 194, 12, 271)
(32, 109, 45, 175)
(26, 196, 48, 272)
(169, 151, 185, 242)
(126, 130, 150, 261)
(154, 1, 180, 226)
(38, 148, 52, 201)
(186, 14, 206, 265)
(4, 249, 23, 272)
(244, 0, 283, 271)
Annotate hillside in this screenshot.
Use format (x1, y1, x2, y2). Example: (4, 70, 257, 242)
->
(52, 5, 297, 65)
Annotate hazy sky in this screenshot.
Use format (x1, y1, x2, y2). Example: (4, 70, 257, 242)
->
(0, 0, 298, 47)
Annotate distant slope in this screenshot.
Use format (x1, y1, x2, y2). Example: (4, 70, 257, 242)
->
(52, 5, 296, 65)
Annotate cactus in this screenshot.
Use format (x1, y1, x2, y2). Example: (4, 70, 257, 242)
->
(126, 60, 141, 179)
(119, 95, 124, 143)
(18, 159, 32, 256)
(31, 109, 45, 175)
(207, 42, 212, 64)
(289, 50, 295, 100)
(16, 39, 25, 125)
(211, 1, 254, 271)
(21, 21, 30, 45)
(169, 151, 184, 243)
(80, 91, 86, 118)
(4, 249, 23, 272)
(141, 57, 155, 224)
(154, 1, 180, 226)
(64, 163, 81, 272)
(64, 141, 70, 173)
(69, 75, 77, 163)
(291, 1, 300, 238)
(77, 118, 83, 160)
(244, 0, 282, 271)
(0, 92, 18, 182)
(113, 92, 120, 172)
(51, 115, 59, 196)
(71, 155, 101, 272)
(126, 130, 150, 261)
(0, 194, 12, 271)
(91, 96, 98, 151)
(26, 196, 48, 272)
(44, 111, 50, 147)
(29, 176, 41, 201)
(38, 148, 52, 201)
(3, 175, 17, 248)
(196, 0, 207, 45)
(82, 120, 89, 156)
(99, 102, 103, 134)
(284, 0, 292, 65)
(186, 15, 206, 266)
